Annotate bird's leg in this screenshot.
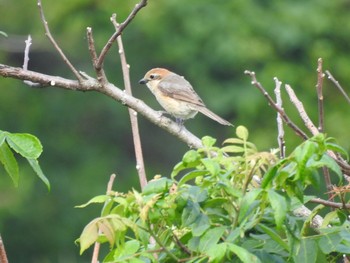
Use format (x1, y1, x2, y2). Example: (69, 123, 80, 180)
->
(175, 118, 186, 131)
(157, 110, 170, 117)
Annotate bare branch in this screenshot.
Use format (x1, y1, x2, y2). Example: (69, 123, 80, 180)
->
(86, 27, 108, 86)
(273, 77, 285, 158)
(112, 13, 148, 189)
(316, 58, 325, 132)
(95, 0, 148, 70)
(23, 35, 41, 87)
(325, 70, 350, 104)
(285, 84, 319, 135)
(310, 198, 350, 209)
(0, 64, 203, 149)
(37, 0, 84, 82)
(0, 234, 8, 263)
(244, 70, 308, 140)
(92, 174, 117, 263)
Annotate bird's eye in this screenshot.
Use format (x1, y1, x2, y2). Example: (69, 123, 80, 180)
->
(150, 74, 157, 80)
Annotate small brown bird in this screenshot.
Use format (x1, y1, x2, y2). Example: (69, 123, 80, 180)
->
(139, 68, 232, 126)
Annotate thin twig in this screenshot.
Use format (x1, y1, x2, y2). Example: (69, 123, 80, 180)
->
(273, 77, 285, 158)
(285, 84, 318, 135)
(0, 234, 8, 263)
(86, 27, 108, 86)
(22, 35, 41, 87)
(325, 70, 350, 104)
(37, 0, 84, 83)
(244, 70, 308, 140)
(112, 14, 147, 190)
(316, 58, 325, 132)
(310, 198, 350, 209)
(95, 0, 148, 70)
(91, 174, 117, 263)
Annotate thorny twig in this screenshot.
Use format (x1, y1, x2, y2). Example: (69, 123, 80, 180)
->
(112, 13, 148, 189)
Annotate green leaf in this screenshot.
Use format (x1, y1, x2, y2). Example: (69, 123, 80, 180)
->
(192, 213, 210, 236)
(0, 142, 19, 186)
(307, 154, 342, 180)
(198, 227, 226, 252)
(236, 126, 249, 140)
(178, 170, 208, 186)
(201, 158, 220, 176)
(5, 132, 43, 159)
(239, 189, 262, 224)
(227, 243, 262, 263)
(183, 149, 201, 164)
(258, 224, 289, 251)
(317, 232, 341, 254)
(267, 190, 288, 229)
(221, 145, 245, 153)
(202, 136, 216, 147)
(182, 200, 201, 227)
(79, 219, 100, 254)
(206, 243, 227, 263)
(293, 238, 317, 263)
(142, 177, 171, 195)
(0, 131, 6, 145)
(75, 195, 110, 208)
(27, 158, 50, 190)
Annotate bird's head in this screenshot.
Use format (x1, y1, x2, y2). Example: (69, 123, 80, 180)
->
(139, 68, 171, 85)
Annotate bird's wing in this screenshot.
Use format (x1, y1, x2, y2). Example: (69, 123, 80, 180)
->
(158, 74, 206, 107)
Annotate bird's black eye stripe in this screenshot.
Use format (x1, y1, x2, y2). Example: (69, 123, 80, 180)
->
(150, 74, 158, 80)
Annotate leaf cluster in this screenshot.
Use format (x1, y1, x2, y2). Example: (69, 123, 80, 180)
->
(76, 126, 350, 262)
(0, 130, 49, 190)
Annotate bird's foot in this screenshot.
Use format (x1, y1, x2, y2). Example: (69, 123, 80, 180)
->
(175, 118, 186, 131)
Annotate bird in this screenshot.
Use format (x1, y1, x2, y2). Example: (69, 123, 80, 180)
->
(139, 68, 232, 126)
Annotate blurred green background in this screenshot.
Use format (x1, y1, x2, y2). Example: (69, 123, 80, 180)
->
(1, 0, 350, 262)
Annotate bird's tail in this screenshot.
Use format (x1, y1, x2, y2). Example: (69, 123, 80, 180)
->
(196, 106, 233, 126)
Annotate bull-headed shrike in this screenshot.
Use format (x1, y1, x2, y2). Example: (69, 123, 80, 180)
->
(139, 68, 232, 126)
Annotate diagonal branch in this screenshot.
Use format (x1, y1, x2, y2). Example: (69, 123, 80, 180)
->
(95, 0, 148, 70)
(0, 64, 203, 149)
(244, 70, 308, 140)
(37, 0, 84, 83)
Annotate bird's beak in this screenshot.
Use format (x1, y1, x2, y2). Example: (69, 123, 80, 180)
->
(139, 78, 148, 84)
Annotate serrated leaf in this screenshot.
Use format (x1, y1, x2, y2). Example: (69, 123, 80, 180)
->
(236, 126, 249, 140)
(27, 158, 50, 190)
(182, 200, 200, 227)
(268, 190, 288, 229)
(0, 142, 19, 186)
(75, 195, 110, 208)
(5, 132, 43, 159)
(307, 154, 342, 180)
